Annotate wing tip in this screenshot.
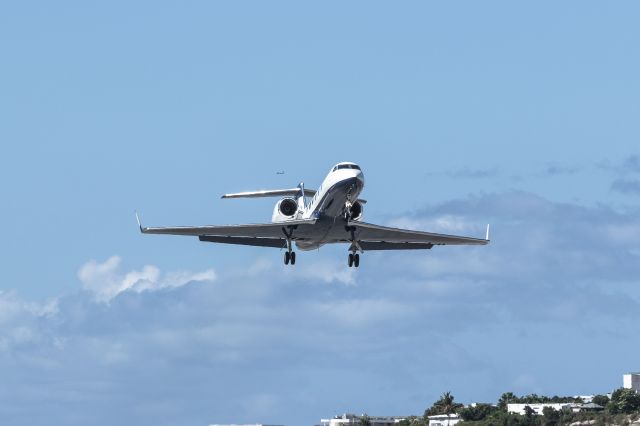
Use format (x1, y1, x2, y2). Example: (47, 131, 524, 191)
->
(485, 224, 490, 241)
(135, 211, 145, 233)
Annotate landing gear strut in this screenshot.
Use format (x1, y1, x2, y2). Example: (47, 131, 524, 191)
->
(346, 225, 361, 268)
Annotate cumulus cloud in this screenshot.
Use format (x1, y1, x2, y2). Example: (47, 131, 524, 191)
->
(286, 259, 357, 286)
(1, 192, 640, 425)
(77, 255, 216, 302)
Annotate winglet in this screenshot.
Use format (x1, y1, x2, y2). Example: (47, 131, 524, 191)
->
(135, 211, 144, 233)
(485, 224, 490, 241)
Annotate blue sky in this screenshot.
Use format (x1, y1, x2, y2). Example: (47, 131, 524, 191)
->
(1, 1, 640, 425)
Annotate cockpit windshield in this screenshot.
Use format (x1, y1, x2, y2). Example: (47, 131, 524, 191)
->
(332, 164, 361, 172)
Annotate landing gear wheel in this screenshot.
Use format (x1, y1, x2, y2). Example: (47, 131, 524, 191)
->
(354, 253, 360, 268)
(348, 253, 354, 267)
(290, 251, 296, 265)
(284, 251, 290, 265)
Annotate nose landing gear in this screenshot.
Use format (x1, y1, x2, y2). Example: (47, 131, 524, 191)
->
(348, 252, 360, 268)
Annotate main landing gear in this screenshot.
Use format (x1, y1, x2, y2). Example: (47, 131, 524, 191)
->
(346, 225, 361, 268)
(284, 250, 296, 265)
(282, 226, 296, 266)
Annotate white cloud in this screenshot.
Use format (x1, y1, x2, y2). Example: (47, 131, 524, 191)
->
(0, 291, 57, 325)
(77, 256, 216, 302)
(312, 298, 414, 328)
(0, 291, 23, 325)
(291, 259, 357, 285)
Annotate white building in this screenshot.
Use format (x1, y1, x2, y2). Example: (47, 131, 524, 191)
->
(508, 402, 603, 415)
(507, 403, 570, 415)
(623, 373, 640, 393)
(427, 414, 461, 426)
(318, 414, 406, 426)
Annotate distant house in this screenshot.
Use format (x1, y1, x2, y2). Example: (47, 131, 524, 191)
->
(508, 403, 570, 415)
(318, 413, 406, 426)
(624, 372, 640, 393)
(572, 403, 604, 412)
(507, 403, 603, 415)
(427, 414, 461, 426)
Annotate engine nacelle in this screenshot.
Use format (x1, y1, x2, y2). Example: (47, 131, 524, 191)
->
(272, 198, 299, 222)
(347, 200, 364, 221)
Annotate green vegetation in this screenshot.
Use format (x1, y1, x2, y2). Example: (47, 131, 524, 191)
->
(607, 388, 640, 414)
(398, 392, 464, 426)
(359, 414, 372, 426)
(425, 392, 465, 416)
(398, 389, 640, 426)
(497, 392, 583, 407)
(459, 404, 499, 421)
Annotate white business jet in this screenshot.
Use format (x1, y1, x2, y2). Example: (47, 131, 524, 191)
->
(137, 162, 489, 267)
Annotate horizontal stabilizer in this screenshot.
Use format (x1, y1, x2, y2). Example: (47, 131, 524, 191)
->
(222, 188, 316, 199)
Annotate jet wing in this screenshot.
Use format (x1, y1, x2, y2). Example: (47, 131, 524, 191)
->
(198, 235, 287, 248)
(221, 189, 316, 199)
(350, 221, 489, 249)
(138, 217, 317, 248)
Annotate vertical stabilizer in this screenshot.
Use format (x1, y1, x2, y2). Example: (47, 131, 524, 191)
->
(297, 182, 306, 211)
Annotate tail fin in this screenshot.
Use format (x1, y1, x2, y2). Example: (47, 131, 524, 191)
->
(297, 182, 306, 210)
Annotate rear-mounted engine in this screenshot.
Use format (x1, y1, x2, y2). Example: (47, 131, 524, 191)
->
(278, 198, 298, 217)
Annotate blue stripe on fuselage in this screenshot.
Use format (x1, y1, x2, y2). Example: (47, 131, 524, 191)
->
(309, 176, 363, 219)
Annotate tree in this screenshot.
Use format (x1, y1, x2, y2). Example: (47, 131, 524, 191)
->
(521, 406, 541, 426)
(592, 394, 609, 407)
(396, 416, 428, 426)
(359, 414, 372, 426)
(459, 404, 498, 421)
(498, 392, 517, 410)
(524, 406, 536, 417)
(607, 388, 640, 414)
(424, 392, 464, 417)
(542, 406, 560, 426)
